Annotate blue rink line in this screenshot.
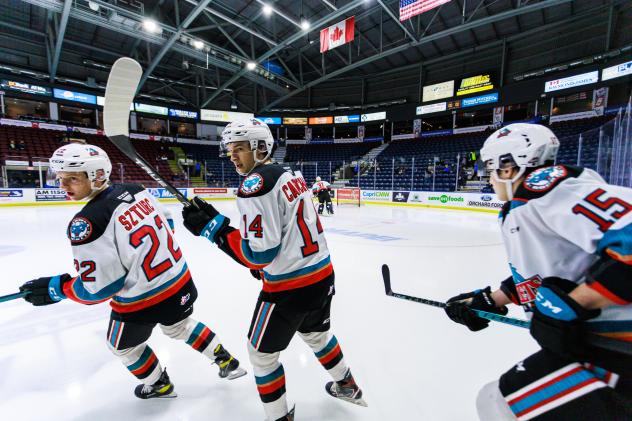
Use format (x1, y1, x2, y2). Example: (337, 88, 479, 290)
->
(325, 228, 403, 242)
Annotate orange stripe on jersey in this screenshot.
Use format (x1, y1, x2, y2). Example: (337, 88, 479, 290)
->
(191, 327, 212, 350)
(110, 269, 192, 313)
(606, 248, 632, 264)
(226, 230, 268, 270)
(262, 262, 333, 293)
(63, 277, 110, 305)
(587, 281, 630, 305)
(594, 332, 632, 342)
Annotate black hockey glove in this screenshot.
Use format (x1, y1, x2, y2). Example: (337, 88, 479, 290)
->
(19, 274, 72, 306)
(445, 286, 508, 331)
(530, 278, 600, 361)
(250, 269, 262, 280)
(182, 196, 230, 243)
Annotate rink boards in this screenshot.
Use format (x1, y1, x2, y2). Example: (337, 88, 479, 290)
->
(0, 187, 503, 213)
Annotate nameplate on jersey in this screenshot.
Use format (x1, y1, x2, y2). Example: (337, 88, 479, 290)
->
(524, 166, 567, 193)
(282, 176, 309, 203)
(240, 173, 264, 195)
(68, 217, 93, 244)
(117, 198, 156, 231)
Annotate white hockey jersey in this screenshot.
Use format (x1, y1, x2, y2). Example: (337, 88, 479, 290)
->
(498, 165, 632, 342)
(62, 184, 191, 313)
(215, 164, 333, 299)
(312, 180, 331, 195)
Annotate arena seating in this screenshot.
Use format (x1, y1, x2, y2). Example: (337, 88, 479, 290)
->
(0, 125, 178, 187)
(0, 115, 616, 190)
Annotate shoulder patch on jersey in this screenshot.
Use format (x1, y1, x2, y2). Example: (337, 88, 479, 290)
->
(68, 217, 93, 243)
(524, 165, 568, 192)
(240, 173, 264, 195)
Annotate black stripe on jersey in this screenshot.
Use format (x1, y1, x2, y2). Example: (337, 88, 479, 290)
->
(67, 183, 145, 245)
(237, 164, 289, 199)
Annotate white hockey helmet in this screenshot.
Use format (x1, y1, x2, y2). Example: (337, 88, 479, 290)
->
(480, 123, 559, 200)
(221, 118, 275, 175)
(48, 143, 112, 187)
(315, 176, 321, 182)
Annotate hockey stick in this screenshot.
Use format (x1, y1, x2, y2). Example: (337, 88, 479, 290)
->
(382, 264, 632, 356)
(103, 57, 191, 207)
(0, 291, 28, 303)
(381, 264, 529, 328)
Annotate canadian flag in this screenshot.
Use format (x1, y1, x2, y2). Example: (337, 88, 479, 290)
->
(320, 16, 355, 53)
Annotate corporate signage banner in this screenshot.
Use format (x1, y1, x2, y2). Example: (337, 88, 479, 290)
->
(53, 89, 97, 105)
(416, 102, 447, 115)
(308, 116, 334, 125)
(201, 109, 254, 123)
(255, 116, 282, 125)
(461, 92, 499, 108)
(602, 60, 632, 81)
(457, 74, 494, 96)
(361, 111, 386, 122)
(544, 71, 598, 93)
(135, 103, 168, 115)
(1, 79, 51, 96)
(283, 117, 308, 125)
(422, 80, 454, 102)
(334, 115, 360, 123)
(169, 109, 198, 119)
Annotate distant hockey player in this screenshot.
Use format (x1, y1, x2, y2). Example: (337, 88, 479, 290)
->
(312, 176, 334, 215)
(443, 123, 632, 420)
(181, 119, 366, 421)
(19, 143, 245, 399)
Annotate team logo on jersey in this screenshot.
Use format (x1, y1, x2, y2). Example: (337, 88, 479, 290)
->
(88, 148, 99, 156)
(524, 166, 567, 192)
(68, 217, 93, 243)
(516, 275, 542, 307)
(240, 173, 264, 195)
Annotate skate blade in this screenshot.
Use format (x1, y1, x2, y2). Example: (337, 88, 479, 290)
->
(226, 367, 248, 380)
(151, 391, 178, 399)
(339, 396, 367, 407)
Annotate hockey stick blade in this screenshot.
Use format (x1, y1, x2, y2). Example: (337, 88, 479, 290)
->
(0, 291, 28, 303)
(381, 264, 393, 295)
(104, 57, 191, 207)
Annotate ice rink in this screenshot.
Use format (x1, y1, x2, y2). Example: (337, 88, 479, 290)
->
(0, 201, 539, 421)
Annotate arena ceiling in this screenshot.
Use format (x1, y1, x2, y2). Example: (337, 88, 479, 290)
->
(0, 0, 630, 113)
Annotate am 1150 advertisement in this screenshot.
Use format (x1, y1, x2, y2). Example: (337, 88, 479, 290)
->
(35, 189, 68, 201)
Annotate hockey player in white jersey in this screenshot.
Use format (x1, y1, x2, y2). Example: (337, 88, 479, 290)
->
(312, 176, 334, 215)
(19, 143, 245, 399)
(181, 119, 366, 421)
(443, 123, 632, 420)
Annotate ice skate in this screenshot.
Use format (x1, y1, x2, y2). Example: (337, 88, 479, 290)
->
(213, 344, 247, 380)
(325, 369, 367, 407)
(134, 369, 177, 399)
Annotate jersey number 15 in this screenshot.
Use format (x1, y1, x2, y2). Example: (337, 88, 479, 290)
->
(572, 188, 632, 232)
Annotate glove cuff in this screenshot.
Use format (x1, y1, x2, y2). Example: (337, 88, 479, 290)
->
(201, 215, 227, 244)
(48, 274, 69, 301)
(535, 284, 599, 322)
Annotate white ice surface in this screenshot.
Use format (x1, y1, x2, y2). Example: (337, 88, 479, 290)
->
(0, 203, 538, 421)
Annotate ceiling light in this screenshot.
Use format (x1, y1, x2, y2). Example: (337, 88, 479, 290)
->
(262, 4, 273, 16)
(246, 61, 257, 70)
(88, 1, 100, 12)
(300, 20, 311, 31)
(142, 19, 160, 33)
(192, 40, 204, 50)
